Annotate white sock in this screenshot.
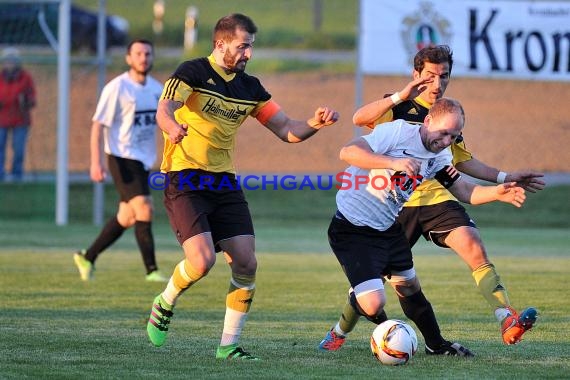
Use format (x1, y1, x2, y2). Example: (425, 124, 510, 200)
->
(495, 307, 512, 322)
(161, 277, 182, 307)
(220, 308, 248, 346)
(334, 323, 347, 337)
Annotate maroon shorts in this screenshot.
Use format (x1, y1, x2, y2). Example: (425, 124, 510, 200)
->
(163, 169, 254, 251)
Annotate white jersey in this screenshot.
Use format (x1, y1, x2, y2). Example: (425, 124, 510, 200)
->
(93, 72, 163, 170)
(337, 119, 453, 231)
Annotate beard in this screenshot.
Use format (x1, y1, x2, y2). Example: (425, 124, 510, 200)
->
(223, 50, 247, 73)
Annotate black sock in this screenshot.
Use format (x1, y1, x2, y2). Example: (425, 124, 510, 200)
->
(85, 217, 125, 262)
(134, 221, 157, 274)
(399, 290, 445, 348)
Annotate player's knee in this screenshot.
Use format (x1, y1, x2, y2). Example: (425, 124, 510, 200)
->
(116, 209, 136, 227)
(360, 303, 385, 321)
(183, 242, 217, 274)
(231, 253, 257, 275)
(349, 290, 385, 320)
(221, 237, 257, 274)
(186, 256, 214, 276)
(134, 197, 154, 220)
(365, 309, 388, 325)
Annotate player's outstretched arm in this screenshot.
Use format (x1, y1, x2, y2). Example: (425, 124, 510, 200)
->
(505, 170, 545, 193)
(456, 158, 546, 193)
(263, 106, 338, 143)
(352, 76, 433, 128)
(448, 179, 526, 207)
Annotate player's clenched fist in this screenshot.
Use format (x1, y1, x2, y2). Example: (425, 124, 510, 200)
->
(168, 123, 188, 144)
(308, 106, 339, 129)
(392, 157, 422, 177)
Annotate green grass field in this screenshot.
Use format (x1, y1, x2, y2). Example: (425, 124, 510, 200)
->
(0, 183, 569, 379)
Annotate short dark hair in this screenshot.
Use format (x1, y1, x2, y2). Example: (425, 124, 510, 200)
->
(127, 39, 154, 54)
(414, 45, 453, 74)
(212, 13, 257, 46)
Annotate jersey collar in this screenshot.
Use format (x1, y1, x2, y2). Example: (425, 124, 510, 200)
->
(414, 96, 432, 109)
(208, 54, 236, 81)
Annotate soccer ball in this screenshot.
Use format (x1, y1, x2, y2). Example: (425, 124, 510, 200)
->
(370, 319, 418, 365)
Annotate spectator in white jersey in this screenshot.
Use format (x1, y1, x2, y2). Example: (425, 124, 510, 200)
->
(73, 39, 168, 282)
(324, 97, 527, 356)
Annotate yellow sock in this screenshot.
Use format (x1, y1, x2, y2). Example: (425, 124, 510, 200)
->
(162, 259, 205, 306)
(220, 273, 256, 346)
(472, 263, 510, 309)
(226, 273, 256, 313)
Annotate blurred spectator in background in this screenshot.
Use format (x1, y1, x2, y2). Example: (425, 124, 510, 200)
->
(0, 47, 36, 182)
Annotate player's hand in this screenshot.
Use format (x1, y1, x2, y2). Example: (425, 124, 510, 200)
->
(309, 107, 339, 129)
(496, 182, 526, 207)
(506, 171, 546, 193)
(169, 123, 188, 144)
(90, 162, 106, 183)
(392, 157, 421, 177)
(398, 76, 434, 101)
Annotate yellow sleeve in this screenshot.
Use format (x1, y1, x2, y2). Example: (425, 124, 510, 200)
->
(160, 77, 193, 103)
(451, 140, 473, 165)
(370, 109, 394, 128)
(375, 109, 394, 125)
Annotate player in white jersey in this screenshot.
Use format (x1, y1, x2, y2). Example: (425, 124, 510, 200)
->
(325, 98, 526, 356)
(73, 39, 168, 282)
(321, 45, 541, 353)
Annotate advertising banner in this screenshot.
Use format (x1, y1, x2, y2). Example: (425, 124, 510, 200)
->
(359, 0, 570, 81)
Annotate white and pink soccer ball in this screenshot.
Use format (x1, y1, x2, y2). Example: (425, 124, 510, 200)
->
(370, 319, 418, 365)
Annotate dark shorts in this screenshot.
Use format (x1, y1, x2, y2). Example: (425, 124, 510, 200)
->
(328, 211, 413, 289)
(163, 169, 254, 251)
(107, 155, 150, 202)
(397, 200, 477, 248)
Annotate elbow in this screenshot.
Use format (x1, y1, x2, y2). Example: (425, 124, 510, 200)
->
(156, 116, 167, 132)
(352, 113, 361, 125)
(339, 146, 351, 162)
(352, 112, 366, 126)
(285, 131, 302, 143)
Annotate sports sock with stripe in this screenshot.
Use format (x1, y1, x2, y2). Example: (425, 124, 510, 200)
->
(472, 263, 510, 310)
(161, 259, 205, 306)
(220, 273, 255, 346)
